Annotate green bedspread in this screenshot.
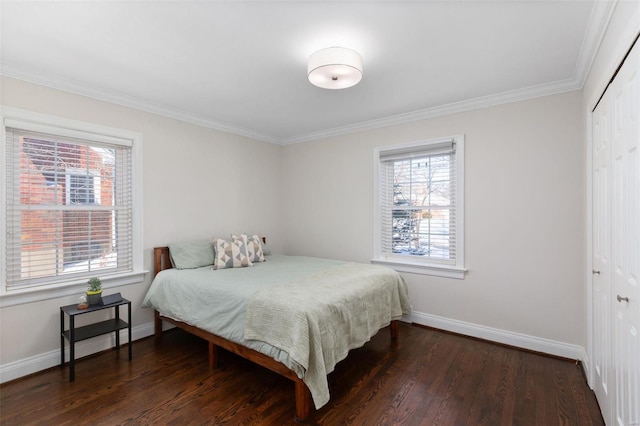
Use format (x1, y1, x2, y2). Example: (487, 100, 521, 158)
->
(142, 255, 410, 409)
(245, 261, 410, 408)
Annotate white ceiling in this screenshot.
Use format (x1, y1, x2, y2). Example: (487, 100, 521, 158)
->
(0, 1, 613, 144)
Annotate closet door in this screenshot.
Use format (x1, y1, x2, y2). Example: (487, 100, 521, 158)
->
(592, 78, 613, 424)
(610, 39, 639, 426)
(592, 38, 640, 426)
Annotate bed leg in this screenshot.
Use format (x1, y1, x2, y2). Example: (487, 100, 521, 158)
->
(208, 342, 218, 369)
(294, 379, 311, 422)
(390, 320, 399, 341)
(154, 311, 163, 341)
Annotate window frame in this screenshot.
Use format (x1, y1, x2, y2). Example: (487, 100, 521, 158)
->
(0, 106, 146, 307)
(372, 135, 466, 279)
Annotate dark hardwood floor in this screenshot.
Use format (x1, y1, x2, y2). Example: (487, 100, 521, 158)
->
(0, 323, 603, 425)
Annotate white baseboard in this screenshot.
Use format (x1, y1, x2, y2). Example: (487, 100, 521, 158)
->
(0, 322, 155, 384)
(581, 347, 593, 389)
(411, 310, 586, 361)
(1, 314, 588, 384)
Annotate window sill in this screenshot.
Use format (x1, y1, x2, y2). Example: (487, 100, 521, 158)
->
(371, 258, 466, 279)
(0, 270, 148, 308)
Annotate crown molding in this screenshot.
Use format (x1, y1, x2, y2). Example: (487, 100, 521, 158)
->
(281, 78, 582, 145)
(0, 66, 582, 146)
(573, 0, 617, 88)
(0, 65, 281, 145)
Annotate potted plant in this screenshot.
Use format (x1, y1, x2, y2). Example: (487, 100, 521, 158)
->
(86, 277, 103, 306)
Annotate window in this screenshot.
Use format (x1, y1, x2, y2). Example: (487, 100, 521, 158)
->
(373, 135, 465, 278)
(1, 108, 144, 303)
(66, 169, 100, 205)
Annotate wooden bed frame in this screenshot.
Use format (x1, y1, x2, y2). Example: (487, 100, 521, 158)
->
(153, 246, 399, 422)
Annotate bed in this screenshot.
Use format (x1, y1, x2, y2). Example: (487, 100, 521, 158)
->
(143, 245, 410, 421)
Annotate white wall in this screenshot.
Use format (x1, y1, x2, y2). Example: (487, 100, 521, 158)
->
(0, 77, 283, 379)
(281, 91, 586, 353)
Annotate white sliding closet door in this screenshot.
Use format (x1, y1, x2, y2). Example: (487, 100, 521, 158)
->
(592, 38, 640, 426)
(592, 78, 613, 423)
(610, 37, 640, 426)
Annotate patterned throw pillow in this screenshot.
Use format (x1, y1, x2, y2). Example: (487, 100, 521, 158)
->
(233, 234, 265, 263)
(213, 237, 253, 269)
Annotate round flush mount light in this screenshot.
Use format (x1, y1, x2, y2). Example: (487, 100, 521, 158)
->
(308, 47, 363, 89)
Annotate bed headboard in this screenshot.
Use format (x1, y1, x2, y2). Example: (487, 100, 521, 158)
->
(153, 237, 267, 278)
(153, 246, 172, 278)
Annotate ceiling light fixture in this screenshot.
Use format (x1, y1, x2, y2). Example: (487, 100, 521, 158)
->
(308, 47, 363, 90)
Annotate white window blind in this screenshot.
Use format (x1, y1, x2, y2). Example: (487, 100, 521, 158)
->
(4, 127, 134, 290)
(378, 138, 462, 269)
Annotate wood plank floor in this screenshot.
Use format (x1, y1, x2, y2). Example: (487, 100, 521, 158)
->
(0, 323, 603, 425)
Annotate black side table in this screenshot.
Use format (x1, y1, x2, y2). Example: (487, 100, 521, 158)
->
(60, 297, 132, 382)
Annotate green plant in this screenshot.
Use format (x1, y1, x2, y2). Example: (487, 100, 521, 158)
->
(87, 277, 102, 293)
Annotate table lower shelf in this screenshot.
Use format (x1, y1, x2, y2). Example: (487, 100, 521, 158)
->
(62, 319, 128, 342)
